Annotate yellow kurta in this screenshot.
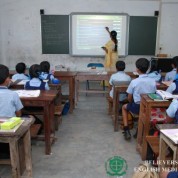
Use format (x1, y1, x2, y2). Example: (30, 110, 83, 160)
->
(104, 40, 119, 71)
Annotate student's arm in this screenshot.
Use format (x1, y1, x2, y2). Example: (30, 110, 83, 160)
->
(105, 27, 110, 35)
(127, 93, 133, 103)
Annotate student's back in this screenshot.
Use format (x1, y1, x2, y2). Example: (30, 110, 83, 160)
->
(165, 56, 178, 81)
(39, 61, 54, 82)
(109, 61, 131, 101)
(12, 62, 29, 81)
(25, 64, 49, 90)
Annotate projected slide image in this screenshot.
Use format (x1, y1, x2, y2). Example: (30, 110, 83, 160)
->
(70, 14, 128, 56)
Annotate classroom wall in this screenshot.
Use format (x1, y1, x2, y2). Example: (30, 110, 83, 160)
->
(0, 0, 176, 71)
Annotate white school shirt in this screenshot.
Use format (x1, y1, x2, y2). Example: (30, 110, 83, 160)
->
(127, 74, 156, 104)
(109, 71, 131, 100)
(12, 73, 29, 80)
(166, 99, 178, 118)
(165, 68, 176, 81)
(0, 86, 23, 117)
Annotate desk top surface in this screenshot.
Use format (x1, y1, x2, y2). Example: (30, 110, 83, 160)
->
(0, 117, 34, 136)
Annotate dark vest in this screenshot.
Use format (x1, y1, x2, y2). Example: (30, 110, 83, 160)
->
(173, 80, 178, 94)
(25, 81, 46, 90)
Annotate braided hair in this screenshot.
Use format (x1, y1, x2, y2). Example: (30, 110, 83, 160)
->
(110, 30, 118, 52)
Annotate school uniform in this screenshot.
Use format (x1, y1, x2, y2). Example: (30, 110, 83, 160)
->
(166, 99, 178, 119)
(24, 78, 49, 90)
(109, 71, 131, 101)
(126, 74, 156, 114)
(39, 72, 54, 82)
(147, 71, 161, 82)
(165, 68, 177, 81)
(0, 86, 23, 117)
(12, 73, 29, 80)
(167, 171, 178, 178)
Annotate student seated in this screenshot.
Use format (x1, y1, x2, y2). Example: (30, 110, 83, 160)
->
(165, 99, 178, 124)
(147, 60, 161, 82)
(122, 58, 156, 140)
(165, 56, 178, 81)
(109, 61, 131, 99)
(160, 171, 178, 178)
(12, 62, 29, 80)
(0, 64, 23, 158)
(39, 61, 55, 82)
(166, 65, 178, 94)
(25, 64, 49, 90)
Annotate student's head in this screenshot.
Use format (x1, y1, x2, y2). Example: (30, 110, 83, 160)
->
(40, 61, 50, 73)
(172, 56, 178, 69)
(0, 64, 10, 85)
(16, 62, 26, 74)
(116, 61, 125, 71)
(29, 64, 41, 79)
(149, 60, 158, 73)
(136, 58, 149, 74)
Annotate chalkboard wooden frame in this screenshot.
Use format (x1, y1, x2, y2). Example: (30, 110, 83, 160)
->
(41, 15, 69, 54)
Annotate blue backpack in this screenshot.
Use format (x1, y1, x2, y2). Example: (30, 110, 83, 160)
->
(62, 101, 70, 115)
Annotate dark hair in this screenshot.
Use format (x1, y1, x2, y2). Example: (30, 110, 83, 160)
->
(149, 60, 158, 73)
(40, 61, 50, 73)
(15, 62, 26, 74)
(172, 56, 178, 68)
(29, 64, 41, 78)
(0, 64, 9, 84)
(110, 30, 118, 52)
(136, 58, 149, 73)
(116, 61, 125, 71)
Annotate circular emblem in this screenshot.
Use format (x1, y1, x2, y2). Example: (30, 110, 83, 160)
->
(105, 156, 128, 176)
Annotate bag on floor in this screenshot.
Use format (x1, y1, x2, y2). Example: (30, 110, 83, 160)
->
(132, 163, 159, 178)
(62, 101, 70, 115)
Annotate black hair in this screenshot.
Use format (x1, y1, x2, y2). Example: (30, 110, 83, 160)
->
(116, 61, 125, 71)
(15, 62, 26, 74)
(136, 58, 149, 73)
(149, 60, 158, 73)
(110, 30, 118, 52)
(0, 64, 9, 84)
(172, 56, 178, 68)
(40, 61, 50, 73)
(29, 64, 41, 79)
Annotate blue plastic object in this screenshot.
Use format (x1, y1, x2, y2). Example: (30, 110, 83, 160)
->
(52, 78, 60, 84)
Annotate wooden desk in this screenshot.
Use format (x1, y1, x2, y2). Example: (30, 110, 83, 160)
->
(159, 131, 178, 170)
(112, 83, 168, 132)
(75, 72, 110, 102)
(20, 90, 58, 155)
(54, 71, 77, 113)
(0, 117, 34, 178)
(137, 94, 171, 160)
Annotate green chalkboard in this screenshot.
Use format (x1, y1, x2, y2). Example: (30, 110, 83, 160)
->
(41, 15, 69, 54)
(128, 16, 157, 55)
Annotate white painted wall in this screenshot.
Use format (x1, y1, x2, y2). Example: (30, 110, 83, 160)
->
(0, 0, 177, 71)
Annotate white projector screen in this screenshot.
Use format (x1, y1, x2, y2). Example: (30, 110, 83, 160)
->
(70, 13, 129, 56)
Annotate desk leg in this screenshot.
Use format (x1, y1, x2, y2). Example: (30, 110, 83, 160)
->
(113, 90, 119, 132)
(10, 139, 21, 178)
(44, 103, 51, 155)
(159, 135, 167, 171)
(141, 106, 151, 160)
(69, 78, 74, 113)
(23, 130, 33, 177)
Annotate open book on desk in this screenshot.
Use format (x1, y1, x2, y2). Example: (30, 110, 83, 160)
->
(14, 90, 40, 97)
(148, 90, 178, 101)
(161, 129, 178, 144)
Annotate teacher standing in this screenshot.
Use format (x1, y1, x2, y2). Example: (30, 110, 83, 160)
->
(102, 27, 119, 71)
